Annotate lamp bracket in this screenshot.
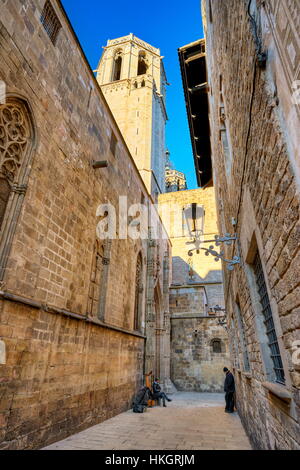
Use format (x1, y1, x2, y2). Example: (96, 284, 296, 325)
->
(187, 233, 241, 271)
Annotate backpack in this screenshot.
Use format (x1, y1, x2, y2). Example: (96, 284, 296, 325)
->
(132, 386, 151, 413)
(133, 403, 146, 413)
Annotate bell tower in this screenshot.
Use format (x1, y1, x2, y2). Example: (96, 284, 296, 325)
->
(96, 34, 168, 199)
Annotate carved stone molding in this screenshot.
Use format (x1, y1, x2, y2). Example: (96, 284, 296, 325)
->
(11, 184, 27, 195)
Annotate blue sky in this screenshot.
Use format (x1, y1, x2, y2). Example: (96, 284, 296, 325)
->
(61, 0, 204, 189)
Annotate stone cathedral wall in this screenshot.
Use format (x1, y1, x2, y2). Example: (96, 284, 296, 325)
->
(0, 0, 169, 449)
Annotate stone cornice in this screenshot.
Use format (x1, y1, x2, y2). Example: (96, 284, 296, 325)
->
(106, 34, 161, 57)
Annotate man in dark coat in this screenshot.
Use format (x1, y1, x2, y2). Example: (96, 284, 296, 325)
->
(223, 367, 235, 413)
(152, 378, 172, 407)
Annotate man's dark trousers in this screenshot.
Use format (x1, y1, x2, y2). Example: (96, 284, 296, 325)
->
(225, 391, 234, 412)
(153, 392, 169, 406)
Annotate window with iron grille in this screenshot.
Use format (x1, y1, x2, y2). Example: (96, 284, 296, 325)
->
(253, 252, 285, 384)
(40, 1, 62, 45)
(212, 339, 222, 354)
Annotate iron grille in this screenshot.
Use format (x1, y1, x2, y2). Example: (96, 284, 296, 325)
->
(40, 1, 62, 45)
(253, 252, 285, 384)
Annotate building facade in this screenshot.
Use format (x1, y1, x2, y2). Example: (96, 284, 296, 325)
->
(202, 0, 300, 450)
(159, 187, 228, 392)
(0, 0, 171, 449)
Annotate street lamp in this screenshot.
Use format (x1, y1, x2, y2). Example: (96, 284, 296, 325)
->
(184, 203, 204, 237)
(184, 203, 241, 271)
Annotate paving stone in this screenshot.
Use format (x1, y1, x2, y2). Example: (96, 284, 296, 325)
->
(43, 392, 252, 450)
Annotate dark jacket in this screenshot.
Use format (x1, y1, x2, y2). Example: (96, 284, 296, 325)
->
(152, 381, 161, 396)
(224, 371, 235, 393)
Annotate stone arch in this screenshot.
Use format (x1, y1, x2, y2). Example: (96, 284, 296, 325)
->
(111, 49, 123, 81)
(0, 95, 36, 280)
(137, 51, 148, 76)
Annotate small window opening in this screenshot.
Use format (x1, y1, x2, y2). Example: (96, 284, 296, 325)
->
(110, 131, 117, 156)
(212, 339, 222, 354)
(112, 53, 122, 81)
(40, 0, 62, 45)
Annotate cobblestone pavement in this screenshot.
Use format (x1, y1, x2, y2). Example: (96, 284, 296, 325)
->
(43, 392, 252, 450)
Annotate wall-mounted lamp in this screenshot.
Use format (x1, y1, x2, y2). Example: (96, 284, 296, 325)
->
(184, 204, 240, 271)
(92, 160, 108, 169)
(184, 203, 204, 236)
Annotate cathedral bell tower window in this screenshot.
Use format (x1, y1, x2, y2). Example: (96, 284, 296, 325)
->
(112, 51, 123, 82)
(137, 52, 148, 76)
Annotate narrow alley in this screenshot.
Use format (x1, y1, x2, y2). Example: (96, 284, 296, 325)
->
(43, 393, 252, 450)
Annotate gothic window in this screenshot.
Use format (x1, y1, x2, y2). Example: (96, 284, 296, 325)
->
(212, 339, 222, 354)
(134, 253, 143, 331)
(0, 102, 31, 187)
(137, 52, 148, 76)
(0, 98, 35, 279)
(253, 251, 285, 384)
(88, 241, 104, 318)
(112, 50, 123, 81)
(40, 0, 62, 45)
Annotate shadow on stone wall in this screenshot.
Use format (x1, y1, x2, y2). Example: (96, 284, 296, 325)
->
(172, 256, 223, 285)
(170, 262, 228, 393)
